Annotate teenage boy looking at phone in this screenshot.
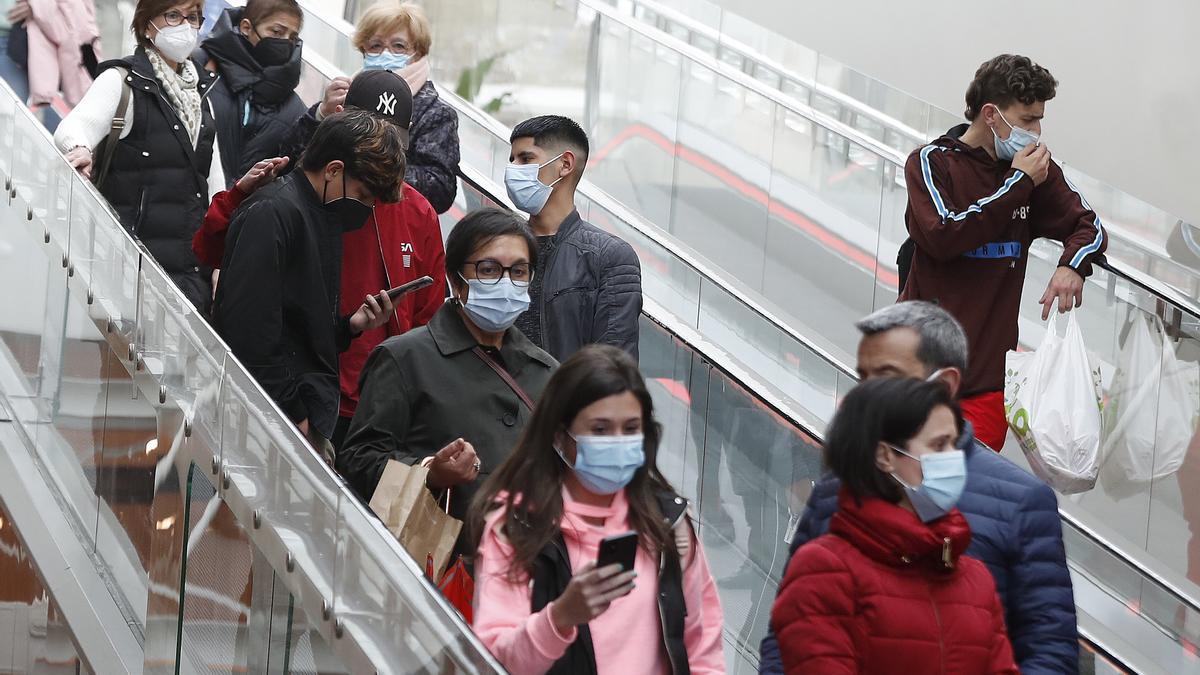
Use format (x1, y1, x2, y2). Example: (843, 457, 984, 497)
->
(899, 54, 1107, 450)
(213, 110, 406, 460)
(195, 71, 446, 450)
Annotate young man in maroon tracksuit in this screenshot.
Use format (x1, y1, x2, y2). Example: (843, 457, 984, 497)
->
(901, 54, 1107, 450)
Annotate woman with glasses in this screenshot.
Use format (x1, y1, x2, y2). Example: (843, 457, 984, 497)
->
(339, 208, 557, 537)
(54, 0, 222, 311)
(315, 0, 459, 214)
(197, 0, 306, 187)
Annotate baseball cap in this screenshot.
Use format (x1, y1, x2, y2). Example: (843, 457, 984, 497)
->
(345, 70, 413, 148)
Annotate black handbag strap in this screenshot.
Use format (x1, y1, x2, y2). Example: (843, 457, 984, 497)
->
(92, 73, 132, 189)
(472, 346, 535, 410)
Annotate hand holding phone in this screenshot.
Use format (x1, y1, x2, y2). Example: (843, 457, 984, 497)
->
(597, 531, 639, 573)
(549, 556, 638, 633)
(375, 275, 434, 305)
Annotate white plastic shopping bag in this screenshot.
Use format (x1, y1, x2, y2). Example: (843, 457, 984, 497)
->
(1004, 314, 1104, 493)
(1103, 314, 1200, 482)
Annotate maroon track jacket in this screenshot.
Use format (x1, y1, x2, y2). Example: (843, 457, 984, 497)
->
(901, 126, 1106, 396)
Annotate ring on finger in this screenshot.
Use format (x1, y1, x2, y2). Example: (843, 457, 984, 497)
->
(473, 460, 481, 473)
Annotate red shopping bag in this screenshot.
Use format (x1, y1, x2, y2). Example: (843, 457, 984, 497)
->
(427, 554, 474, 624)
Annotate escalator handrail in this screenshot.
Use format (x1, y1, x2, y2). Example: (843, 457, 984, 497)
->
(308, 0, 1200, 625)
(456, 143, 1200, 630)
(0, 79, 504, 674)
(608, 0, 929, 145)
(578, 0, 1200, 322)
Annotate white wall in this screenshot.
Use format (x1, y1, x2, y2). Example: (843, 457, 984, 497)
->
(708, 0, 1200, 226)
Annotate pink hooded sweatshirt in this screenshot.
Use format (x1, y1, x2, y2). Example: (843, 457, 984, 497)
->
(26, 0, 98, 107)
(474, 487, 726, 674)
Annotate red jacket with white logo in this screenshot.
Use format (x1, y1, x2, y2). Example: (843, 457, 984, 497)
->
(901, 126, 1106, 396)
(193, 182, 446, 418)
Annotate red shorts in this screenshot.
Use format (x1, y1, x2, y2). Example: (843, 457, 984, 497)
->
(960, 391, 1007, 451)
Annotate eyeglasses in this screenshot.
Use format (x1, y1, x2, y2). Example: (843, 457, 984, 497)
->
(160, 9, 202, 28)
(364, 41, 410, 56)
(463, 260, 533, 287)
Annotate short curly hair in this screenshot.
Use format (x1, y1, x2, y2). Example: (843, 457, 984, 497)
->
(964, 54, 1058, 121)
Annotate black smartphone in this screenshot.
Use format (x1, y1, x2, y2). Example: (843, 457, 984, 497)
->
(376, 275, 434, 304)
(596, 531, 638, 573)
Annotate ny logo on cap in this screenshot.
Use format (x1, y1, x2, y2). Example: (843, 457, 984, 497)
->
(377, 92, 397, 116)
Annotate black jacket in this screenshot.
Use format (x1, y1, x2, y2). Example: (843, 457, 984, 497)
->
(95, 48, 218, 310)
(276, 79, 460, 214)
(197, 7, 306, 186)
(536, 210, 643, 362)
(407, 80, 459, 214)
(530, 491, 691, 675)
(337, 302, 556, 518)
(212, 172, 357, 439)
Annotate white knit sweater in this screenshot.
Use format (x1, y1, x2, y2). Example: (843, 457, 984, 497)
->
(54, 68, 225, 199)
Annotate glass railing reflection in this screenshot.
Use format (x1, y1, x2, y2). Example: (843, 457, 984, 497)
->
(450, 141, 1192, 675)
(601, 0, 1199, 298)
(0, 79, 503, 673)
(294, 0, 1200, 618)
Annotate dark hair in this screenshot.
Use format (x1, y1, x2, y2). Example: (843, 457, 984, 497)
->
(300, 109, 406, 203)
(132, 0, 202, 50)
(444, 207, 537, 288)
(243, 0, 304, 28)
(468, 345, 674, 582)
(511, 115, 590, 166)
(824, 378, 962, 504)
(964, 54, 1058, 121)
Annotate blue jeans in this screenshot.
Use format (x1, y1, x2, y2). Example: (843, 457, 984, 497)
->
(0, 32, 30, 103)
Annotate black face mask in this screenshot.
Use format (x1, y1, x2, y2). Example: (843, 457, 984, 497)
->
(323, 172, 374, 232)
(247, 28, 296, 67)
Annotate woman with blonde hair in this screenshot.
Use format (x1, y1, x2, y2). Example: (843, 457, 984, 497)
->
(317, 0, 460, 213)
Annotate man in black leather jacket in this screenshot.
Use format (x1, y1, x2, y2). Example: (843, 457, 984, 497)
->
(506, 115, 642, 361)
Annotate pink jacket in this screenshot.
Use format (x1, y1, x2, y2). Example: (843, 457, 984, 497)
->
(474, 488, 726, 674)
(26, 0, 99, 107)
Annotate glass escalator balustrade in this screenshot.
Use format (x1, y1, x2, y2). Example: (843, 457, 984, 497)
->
(292, 4, 1197, 672)
(0, 78, 504, 673)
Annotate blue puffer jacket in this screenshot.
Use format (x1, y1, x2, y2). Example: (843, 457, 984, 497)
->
(760, 424, 1078, 674)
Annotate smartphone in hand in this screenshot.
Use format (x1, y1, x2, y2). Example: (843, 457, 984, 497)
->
(597, 531, 639, 573)
(375, 275, 434, 305)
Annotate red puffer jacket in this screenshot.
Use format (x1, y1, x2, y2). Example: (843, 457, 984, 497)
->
(771, 489, 1018, 674)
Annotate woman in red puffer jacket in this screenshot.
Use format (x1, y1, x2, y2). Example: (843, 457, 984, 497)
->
(771, 378, 1018, 675)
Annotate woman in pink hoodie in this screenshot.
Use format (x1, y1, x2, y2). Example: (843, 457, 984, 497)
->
(468, 345, 726, 675)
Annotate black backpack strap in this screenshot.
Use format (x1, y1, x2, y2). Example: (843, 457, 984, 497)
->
(92, 70, 132, 190)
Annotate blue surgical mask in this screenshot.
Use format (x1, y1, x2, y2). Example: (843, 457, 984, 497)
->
(504, 153, 565, 215)
(363, 50, 411, 72)
(458, 276, 530, 333)
(991, 107, 1040, 161)
(558, 433, 646, 495)
(888, 445, 966, 523)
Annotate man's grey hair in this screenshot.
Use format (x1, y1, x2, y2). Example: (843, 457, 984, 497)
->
(855, 302, 969, 372)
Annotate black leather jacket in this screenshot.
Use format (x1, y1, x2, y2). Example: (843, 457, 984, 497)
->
(538, 210, 643, 362)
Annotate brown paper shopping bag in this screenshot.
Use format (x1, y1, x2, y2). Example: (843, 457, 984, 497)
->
(368, 460, 462, 578)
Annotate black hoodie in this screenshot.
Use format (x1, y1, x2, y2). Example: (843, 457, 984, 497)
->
(197, 7, 306, 186)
